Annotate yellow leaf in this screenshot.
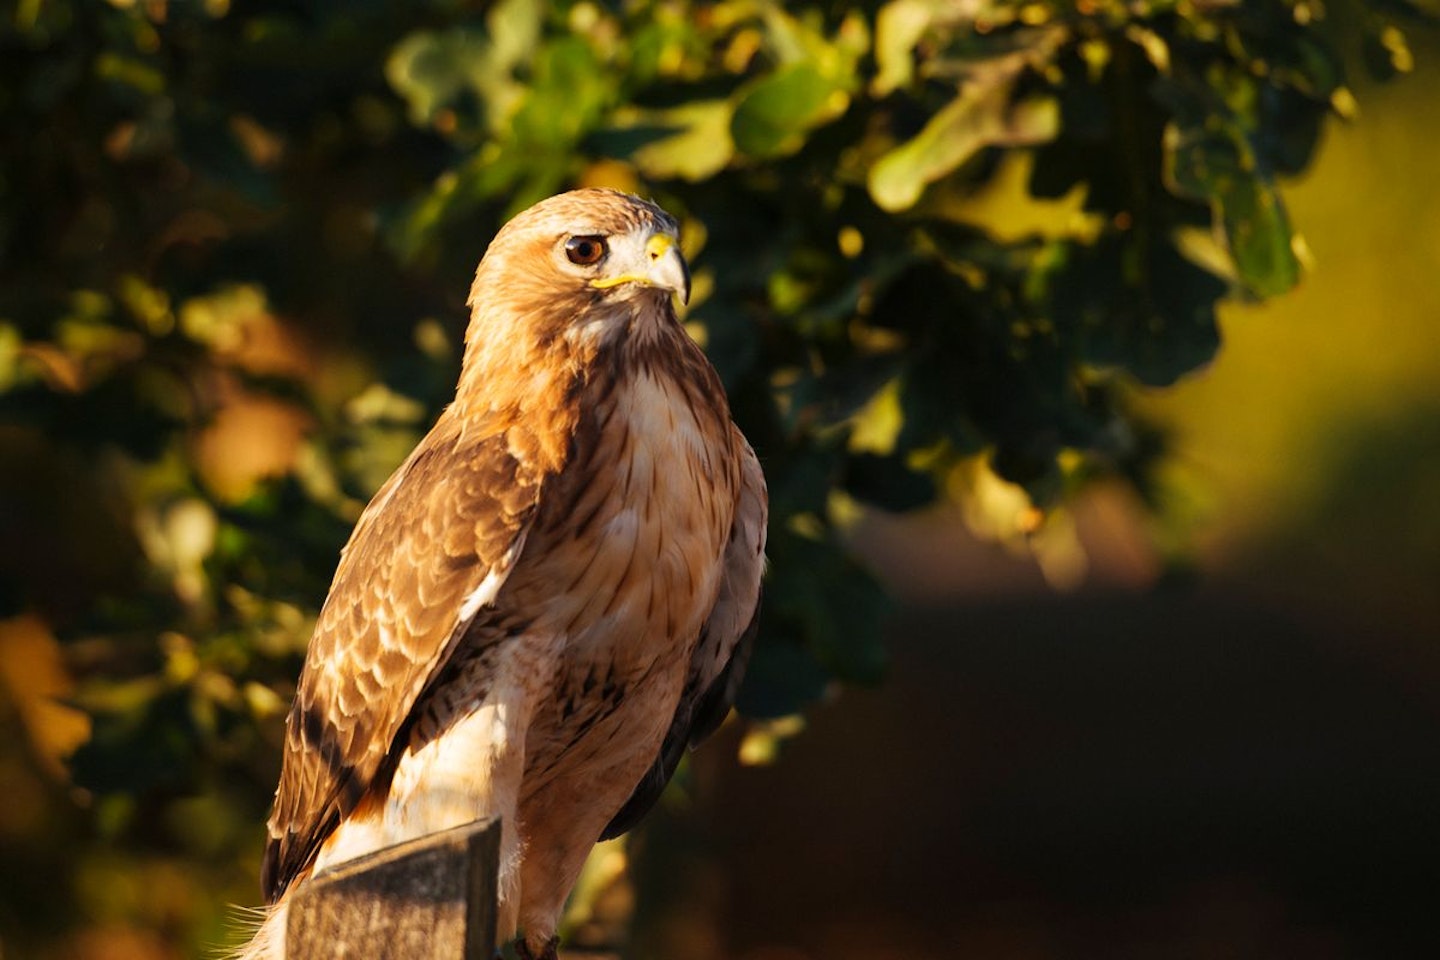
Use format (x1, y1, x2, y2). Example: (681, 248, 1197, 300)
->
(0, 615, 91, 780)
(849, 379, 903, 455)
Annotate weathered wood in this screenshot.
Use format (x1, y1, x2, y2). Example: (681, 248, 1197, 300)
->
(286, 818, 499, 960)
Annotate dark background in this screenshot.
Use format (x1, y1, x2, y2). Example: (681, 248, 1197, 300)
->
(686, 592, 1440, 959)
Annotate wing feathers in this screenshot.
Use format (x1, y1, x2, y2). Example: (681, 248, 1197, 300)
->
(263, 412, 548, 902)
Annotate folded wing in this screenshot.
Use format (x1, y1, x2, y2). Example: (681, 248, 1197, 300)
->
(600, 432, 767, 840)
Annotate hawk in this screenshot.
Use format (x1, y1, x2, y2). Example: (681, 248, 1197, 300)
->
(242, 189, 767, 960)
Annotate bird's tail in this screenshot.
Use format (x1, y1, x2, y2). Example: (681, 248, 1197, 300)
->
(222, 894, 289, 960)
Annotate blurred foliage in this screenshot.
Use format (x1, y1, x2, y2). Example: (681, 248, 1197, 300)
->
(0, 0, 1432, 956)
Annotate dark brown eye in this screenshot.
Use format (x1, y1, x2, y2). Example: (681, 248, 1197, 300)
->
(564, 235, 607, 266)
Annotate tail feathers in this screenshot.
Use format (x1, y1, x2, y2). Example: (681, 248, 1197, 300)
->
(222, 897, 288, 960)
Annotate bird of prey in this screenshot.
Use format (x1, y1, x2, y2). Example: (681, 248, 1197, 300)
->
(241, 189, 766, 960)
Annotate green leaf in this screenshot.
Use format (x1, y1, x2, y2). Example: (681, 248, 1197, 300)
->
(1048, 234, 1227, 387)
(511, 36, 614, 150)
(1166, 122, 1300, 297)
(731, 64, 848, 159)
(385, 27, 491, 128)
(386, 0, 541, 135)
(1219, 176, 1299, 298)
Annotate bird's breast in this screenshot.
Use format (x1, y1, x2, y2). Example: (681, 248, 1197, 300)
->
(512, 360, 738, 772)
(546, 366, 733, 652)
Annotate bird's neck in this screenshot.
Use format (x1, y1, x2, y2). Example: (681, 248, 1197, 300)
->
(451, 293, 706, 475)
(451, 325, 593, 477)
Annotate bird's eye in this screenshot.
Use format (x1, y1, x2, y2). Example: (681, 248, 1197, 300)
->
(564, 235, 608, 266)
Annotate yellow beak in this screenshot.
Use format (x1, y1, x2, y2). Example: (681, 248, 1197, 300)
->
(589, 231, 691, 305)
(643, 233, 691, 305)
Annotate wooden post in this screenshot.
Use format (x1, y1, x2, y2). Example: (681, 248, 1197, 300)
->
(286, 818, 499, 960)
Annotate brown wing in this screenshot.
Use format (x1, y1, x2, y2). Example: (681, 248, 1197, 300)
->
(262, 411, 544, 902)
(600, 431, 767, 840)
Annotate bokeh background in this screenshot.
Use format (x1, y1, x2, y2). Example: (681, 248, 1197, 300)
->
(664, 58, 1440, 960)
(2, 2, 1438, 959)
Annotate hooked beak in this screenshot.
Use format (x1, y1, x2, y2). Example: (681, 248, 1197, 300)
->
(590, 231, 691, 305)
(643, 232, 691, 306)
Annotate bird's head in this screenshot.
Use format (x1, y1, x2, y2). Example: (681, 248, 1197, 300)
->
(458, 189, 695, 428)
(467, 189, 690, 335)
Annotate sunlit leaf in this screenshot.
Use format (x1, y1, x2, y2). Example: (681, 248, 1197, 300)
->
(870, 78, 1059, 212)
(385, 28, 492, 128)
(617, 101, 735, 182)
(872, 0, 933, 96)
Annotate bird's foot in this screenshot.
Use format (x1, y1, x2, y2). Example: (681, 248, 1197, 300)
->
(515, 936, 560, 960)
